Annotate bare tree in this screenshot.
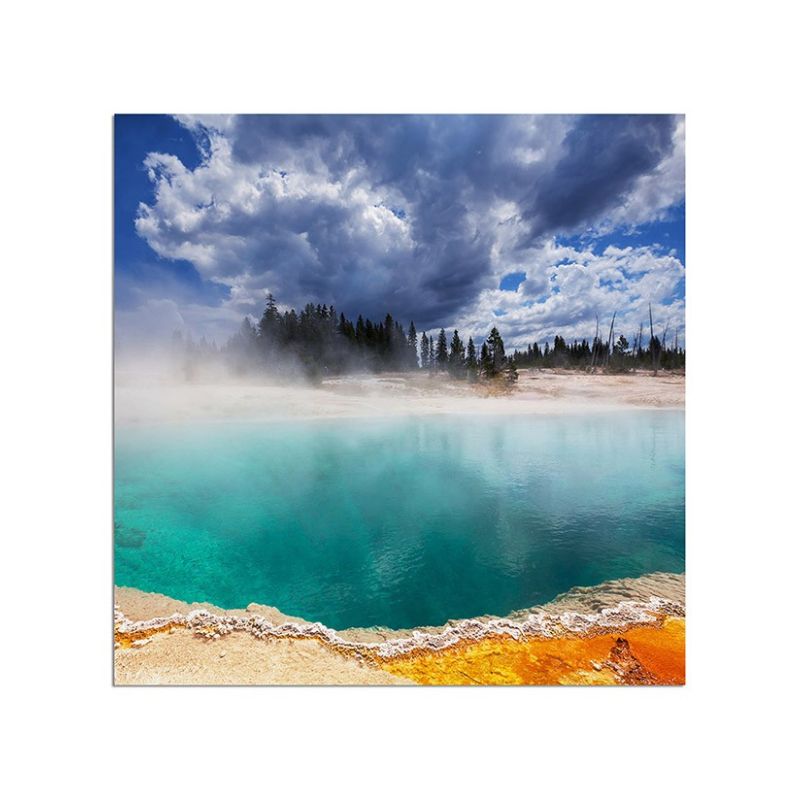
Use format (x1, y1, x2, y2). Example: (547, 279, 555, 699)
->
(605, 311, 617, 366)
(634, 322, 644, 369)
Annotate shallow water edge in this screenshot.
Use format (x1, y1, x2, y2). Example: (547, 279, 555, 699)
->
(115, 570, 685, 659)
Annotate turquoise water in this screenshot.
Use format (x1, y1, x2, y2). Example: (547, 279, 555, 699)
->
(114, 411, 684, 629)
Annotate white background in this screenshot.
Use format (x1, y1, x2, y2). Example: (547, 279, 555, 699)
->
(2, 1, 798, 797)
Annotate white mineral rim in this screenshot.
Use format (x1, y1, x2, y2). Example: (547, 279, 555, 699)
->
(115, 594, 685, 660)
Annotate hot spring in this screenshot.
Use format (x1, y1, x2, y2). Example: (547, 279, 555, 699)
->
(114, 411, 684, 630)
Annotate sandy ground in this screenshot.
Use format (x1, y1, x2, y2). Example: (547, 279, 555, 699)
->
(113, 587, 411, 684)
(115, 369, 684, 425)
(115, 630, 412, 685)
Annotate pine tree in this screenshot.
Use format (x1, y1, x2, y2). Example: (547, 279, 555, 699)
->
(466, 336, 477, 381)
(258, 293, 281, 338)
(449, 329, 465, 375)
(257, 292, 284, 361)
(407, 321, 418, 368)
(504, 357, 519, 384)
(436, 328, 448, 369)
(466, 337, 477, 368)
(486, 326, 506, 371)
(420, 332, 430, 369)
(480, 341, 491, 376)
(384, 314, 394, 345)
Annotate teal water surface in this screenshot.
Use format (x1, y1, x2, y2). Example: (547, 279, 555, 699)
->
(114, 412, 684, 629)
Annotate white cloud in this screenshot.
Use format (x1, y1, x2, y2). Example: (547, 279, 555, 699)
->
(452, 242, 685, 350)
(123, 115, 685, 347)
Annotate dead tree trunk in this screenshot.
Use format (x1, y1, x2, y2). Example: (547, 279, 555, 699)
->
(605, 311, 616, 367)
(635, 323, 643, 371)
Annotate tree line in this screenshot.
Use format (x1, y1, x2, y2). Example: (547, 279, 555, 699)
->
(220, 294, 519, 382)
(175, 295, 684, 380)
(511, 332, 685, 373)
(512, 305, 685, 374)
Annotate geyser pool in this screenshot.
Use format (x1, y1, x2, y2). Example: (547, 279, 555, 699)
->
(114, 411, 684, 630)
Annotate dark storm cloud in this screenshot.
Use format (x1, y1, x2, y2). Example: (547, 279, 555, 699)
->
(521, 115, 678, 239)
(135, 114, 682, 333)
(218, 115, 515, 327)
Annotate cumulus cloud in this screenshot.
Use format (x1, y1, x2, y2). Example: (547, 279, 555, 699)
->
(452, 243, 685, 350)
(124, 114, 684, 345)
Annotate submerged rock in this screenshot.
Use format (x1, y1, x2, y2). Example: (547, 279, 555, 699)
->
(114, 523, 147, 549)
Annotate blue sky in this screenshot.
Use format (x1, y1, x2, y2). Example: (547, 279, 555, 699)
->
(115, 114, 685, 349)
(115, 116, 226, 313)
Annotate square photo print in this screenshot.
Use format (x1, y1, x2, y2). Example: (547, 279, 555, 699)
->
(113, 114, 685, 685)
